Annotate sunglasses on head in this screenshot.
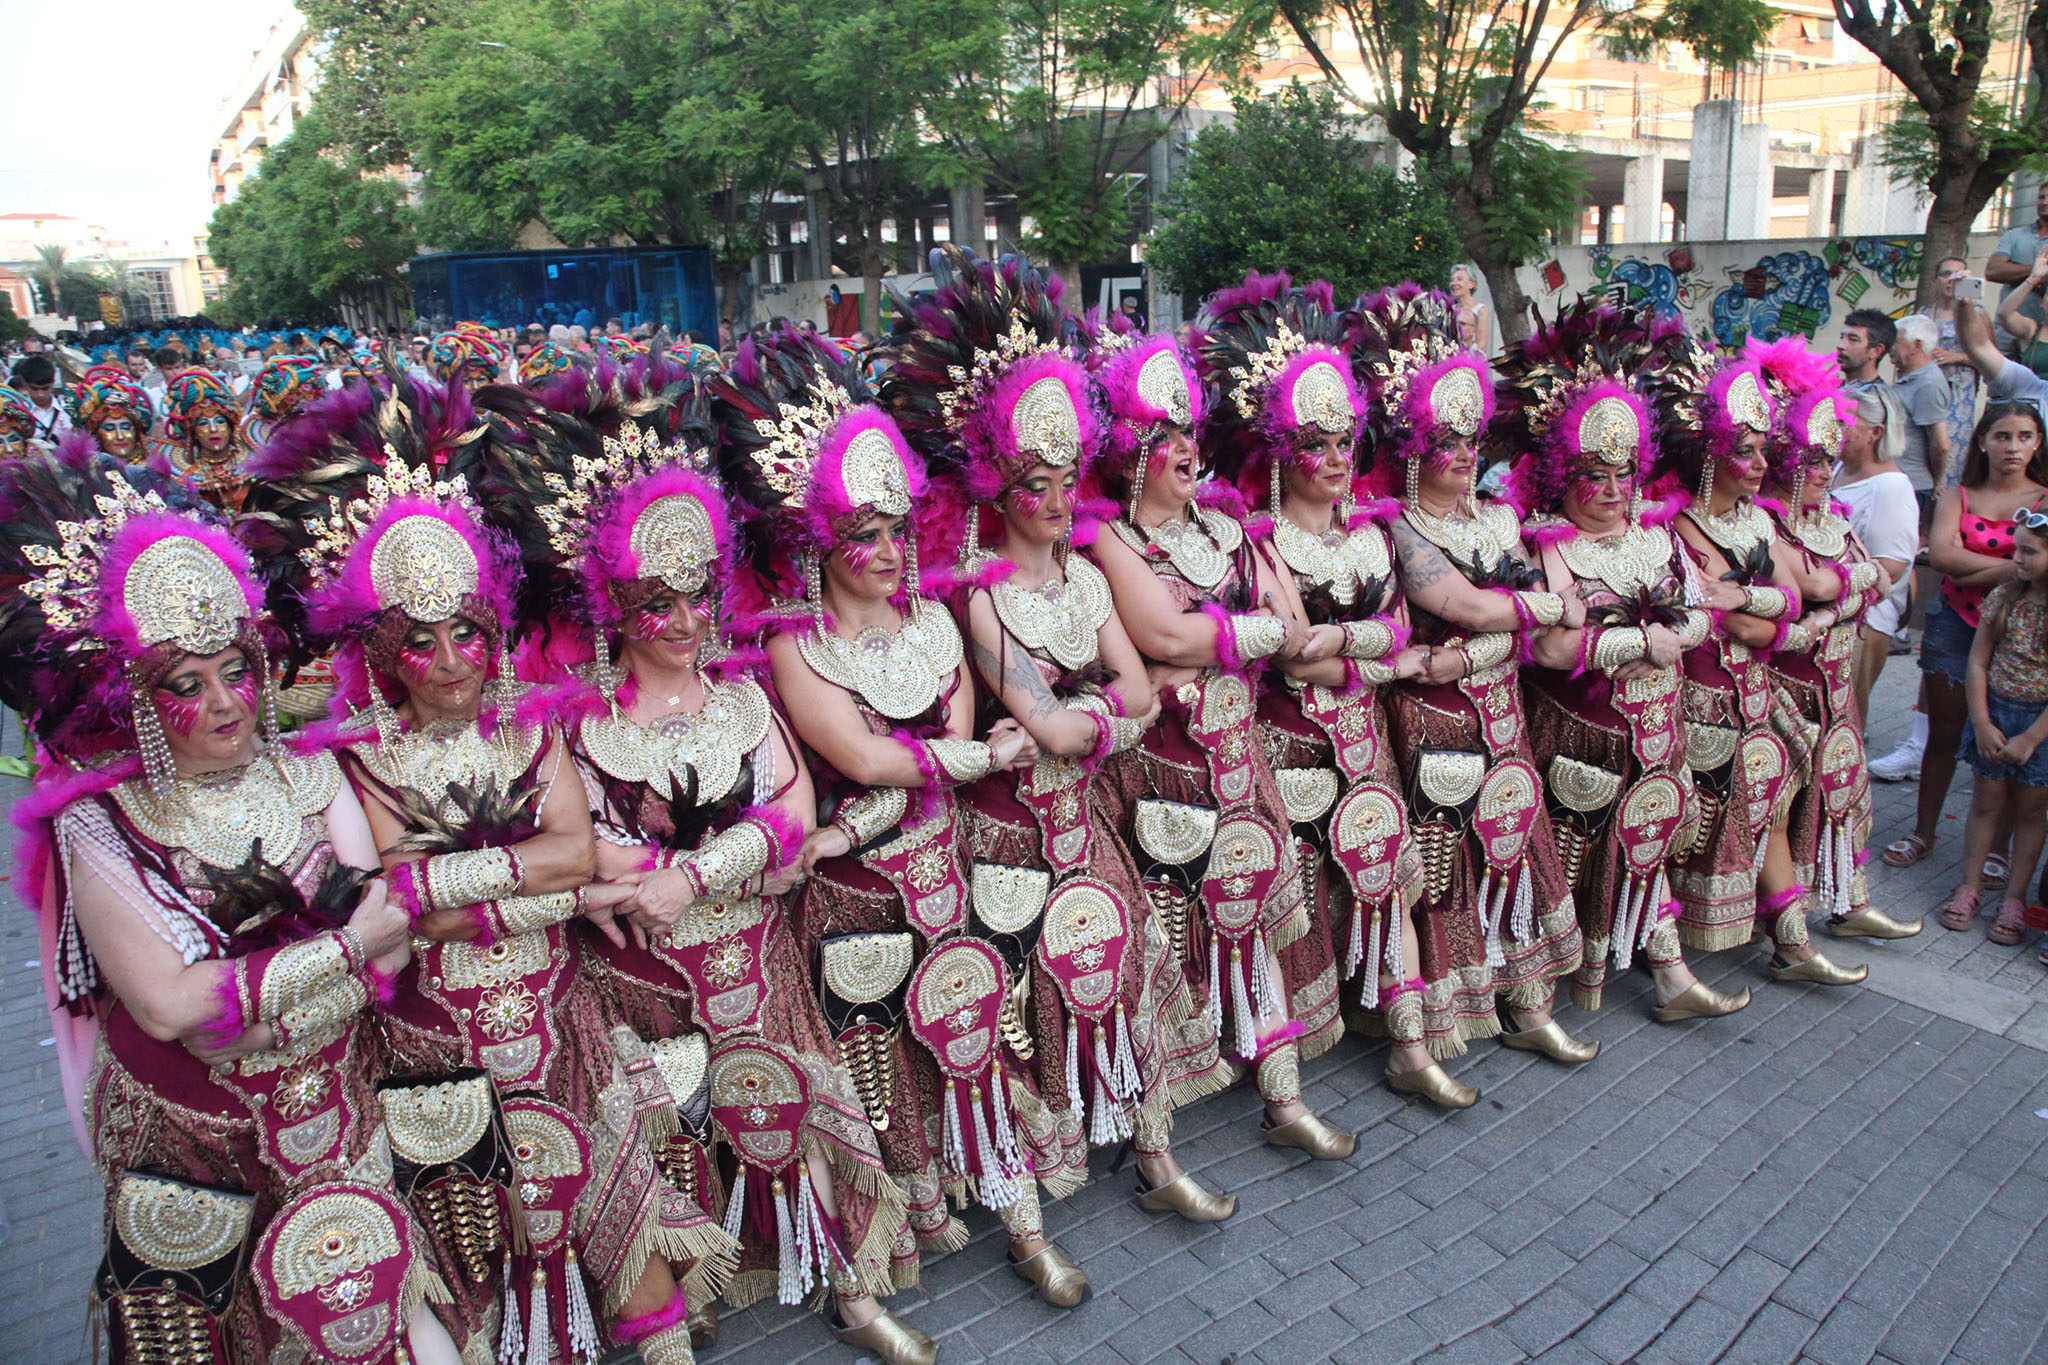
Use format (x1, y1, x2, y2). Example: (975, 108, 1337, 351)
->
(2016, 506, 2048, 531)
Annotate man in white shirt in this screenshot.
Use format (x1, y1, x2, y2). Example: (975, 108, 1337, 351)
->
(9, 355, 70, 445)
(1832, 386, 1919, 725)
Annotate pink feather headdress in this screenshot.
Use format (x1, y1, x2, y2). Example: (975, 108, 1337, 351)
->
(1490, 300, 1659, 517)
(1748, 336, 1853, 486)
(1346, 282, 1493, 501)
(1644, 324, 1778, 495)
(1195, 271, 1362, 510)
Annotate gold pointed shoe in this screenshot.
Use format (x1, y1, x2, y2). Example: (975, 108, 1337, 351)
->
(1385, 1062, 1479, 1108)
(687, 1301, 719, 1352)
(1769, 952, 1867, 985)
(1498, 1019, 1601, 1064)
(1134, 1172, 1237, 1223)
(832, 1309, 939, 1365)
(1009, 1243, 1091, 1308)
(1650, 981, 1752, 1023)
(1827, 906, 1923, 940)
(1263, 1110, 1357, 1160)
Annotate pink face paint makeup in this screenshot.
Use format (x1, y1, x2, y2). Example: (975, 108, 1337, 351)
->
(1428, 446, 1462, 474)
(626, 606, 673, 641)
(840, 540, 880, 578)
(1008, 487, 1048, 519)
(452, 631, 489, 673)
(155, 688, 205, 738)
(395, 640, 438, 686)
(227, 673, 259, 717)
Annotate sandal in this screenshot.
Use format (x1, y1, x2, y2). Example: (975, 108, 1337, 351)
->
(1940, 886, 1982, 932)
(1883, 833, 1933, 869)
(1990, 898, 2028, 946)
(1983, 853, 2009, 890)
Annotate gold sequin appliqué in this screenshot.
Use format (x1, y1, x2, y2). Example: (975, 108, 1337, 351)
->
(798, 596, 963, 721)
(114, 749, 339, 870)
(991, 556, 1112, 672)
(579, 675, 770, 803)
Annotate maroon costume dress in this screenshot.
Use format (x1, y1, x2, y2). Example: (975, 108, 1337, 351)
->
(1094, 502, 1329, 1091)
(1383, 497, 1583, 1052)
(782, 595, 1076, 1260)
(1522, 517, 1710, 1007)
(1252, 505, 1425, 1013)
(563, 669, 910, 1304)
(955, 552, 1190, 1172)
(48, 750, 449, 1362)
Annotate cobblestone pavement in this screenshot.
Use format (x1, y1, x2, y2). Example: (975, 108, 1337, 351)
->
(5, 663, 2047, 1365)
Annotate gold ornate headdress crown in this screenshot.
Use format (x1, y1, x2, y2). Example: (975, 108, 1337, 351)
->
(22, 479, 249, 656)
(749, 379, 858, 508)
(1225, 321, 1310, 420)
(302, 450, 484, 624)
(936, 316, 1062, 435)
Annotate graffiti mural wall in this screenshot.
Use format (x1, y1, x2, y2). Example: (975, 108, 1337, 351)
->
(1514, 232, 1995, 356)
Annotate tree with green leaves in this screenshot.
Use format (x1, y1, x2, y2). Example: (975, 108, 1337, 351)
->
(296, 0, 469, 166)
(1839, 0, 2048, 307)
(1233, 0, 1775, 345)
(25, 244, 104, 320)
(915, 0, 1258, 290)
(206, 114, 417, 328)
(1147, 83, 1461, 305)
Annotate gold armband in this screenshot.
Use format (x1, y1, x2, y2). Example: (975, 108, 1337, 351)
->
(1516, 591, 1565, 627)
(1590, 627, 1648, 675)
(1740, 586, 1790, 620)
(1847, 561, 1880, 594)
(271, 962, 370, 1054)
(1463, 632, 1514, 672)
(256, 934, 351, 1028)
(1232, 614, 1288, 661)
(1780, 621, 1814, 654)
(927, 737, 995, 784)
(1675, 609, 1711, 650)
(1341, 619, 1398, 661)
(680, 821, 775, 896)
(832, 787, 909, 847)
(425, 846, 520, 912)
(483, 890, 580, 938)
(1357, 657, 1398, 687)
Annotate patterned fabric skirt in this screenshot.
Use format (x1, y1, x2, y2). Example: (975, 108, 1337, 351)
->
(1383, 682, 1583, 1056)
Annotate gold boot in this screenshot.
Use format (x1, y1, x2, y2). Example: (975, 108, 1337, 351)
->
(1769, 951, 1867, 985)
(1262, 1111, 1357, 1160)
(832, 1309, 939, 1365)
(1650, 981, 1751, 1023)
(1826, 906, 1923, 940)
(687, 1301, 719, 1352)
(1385, 1062, 1478, 1108)
(1009, 1243, 1090, 1308)
(1498, 1019, 1600, 1064)
(1135, 1172, 1236, 1223)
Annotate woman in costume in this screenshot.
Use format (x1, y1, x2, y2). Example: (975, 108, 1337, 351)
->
(1084, 275, 1357, 1159)
(715, 325, 1096, 1311)
(74, 364, 154, 463)
(880, 249, 1236, 1219)
(0, 384, 38, 456)
(239, 354, 328, 454)
(1749, 339, 1921, 943)
(1494, 301, 1750, 1022)
(1645, 333, 1866, 985)
(250, 395, 727, 1365)
(473, 377, 933, 1364)
(1347, 286, 1591, 1062)
(157, 367, 250, 510)
(0, 450, 461, 1364)
(430, 323, 510, 397)
(1197, 275, 1469, 1107)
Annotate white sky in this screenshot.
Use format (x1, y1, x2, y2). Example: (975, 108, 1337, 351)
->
(0, 0, 295, 241)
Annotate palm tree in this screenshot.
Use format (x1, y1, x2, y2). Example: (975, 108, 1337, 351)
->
(27, 244, 67, 315)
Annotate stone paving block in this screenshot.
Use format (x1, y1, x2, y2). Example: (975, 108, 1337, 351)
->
(1574, 1292, 1673, 1363)
(1182, 1252, 1283, 1318)
(1700, 1248, 1794, 1317)
(1247, 1307, 1359, 1365)
(1719, 1301, 1820, 1363)
(1329, 1311, 1440, 1365)
(1626, 1246, 1720, 1311)
(1498, 1284, 1598, 1355)
(1412, 1325, 1521, 1365)
(1643, 1296, 1748, 1364)
(1476, 1238, 1576, 1307)
(1802, 1298, 1898, 1365)
(1106, 1294, 1210, 1365)
(1332, 1266, 1432, 1333)
(1541, 1200, 1632, 1259)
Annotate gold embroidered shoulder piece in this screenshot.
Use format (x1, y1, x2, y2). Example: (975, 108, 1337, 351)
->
(114, 749, 341, 870)
(578, 676, 770, 805)
(1785, 508, 1850, 560)
(1271, 512, 1393, 608)
(1114, 506, 1243, 592)
(797, 596, 963, 721)
(991, 555, 1112, 673)
(1685, 500, 1775, 559)
(354, 714, 546, 813)
(1556, 523, 1675, 598)
(1403, 498, 1522, 569)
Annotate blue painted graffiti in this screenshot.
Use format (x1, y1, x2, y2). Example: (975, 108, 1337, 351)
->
(1605, 259, 1682, 319)
(1709, 251, 1831, 348)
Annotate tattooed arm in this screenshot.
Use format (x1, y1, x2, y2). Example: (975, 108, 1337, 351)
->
(966, 590, 1101, 758)
(1389, 518, 1524, 632)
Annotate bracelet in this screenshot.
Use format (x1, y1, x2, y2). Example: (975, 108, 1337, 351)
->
(483, 891, 580, 938)
(1590, 626, 1648, 675)
(1514, 591, 1566, 628)
(1780, 621, 1814, 654)
(274, 972, 371, 1054)
(1341, 619, 1398, 661)
(1464, 632, 1513, 671)
(335, 926, 366, 975)
(1846, 561, 1880, 595)
(1740, 585, 1790, 620)
(832, 787, 909, 847)
(927, 737, 995, 784)
(683, 819, 775, 897)
(1232, 614, 1288, 661)
(424, 846, 520, 913)
(1675, 609, 1711, 649)
(255, 935, 351, 1029)
(1357, 656, 1397, 686)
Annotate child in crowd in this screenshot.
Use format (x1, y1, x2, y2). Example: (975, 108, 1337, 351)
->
(1945, 506, 2048, 954)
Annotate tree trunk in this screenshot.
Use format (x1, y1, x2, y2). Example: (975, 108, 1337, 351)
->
(1918, 187, 1982, 309)
(1053, 259, 1083, 305)
(860, 226, 887, 337)
(1449, 181, 1534, 351)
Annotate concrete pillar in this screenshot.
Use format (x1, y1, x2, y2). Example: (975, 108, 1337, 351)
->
(1690, 100, 1773, 240)
(1622, 151, 1665, 244)
(803, 175, 828, 281)
(1596, 203, 1613, 245)
(1805, 167, 1837, 237)
(1841, 160, 1922, 235)
(947, 182, 985, 248)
